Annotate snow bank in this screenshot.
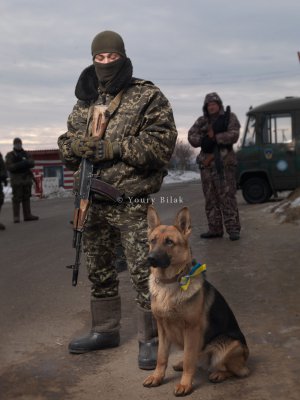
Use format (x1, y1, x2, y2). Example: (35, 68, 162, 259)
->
(163, 170, 200, 184)
(269, 188, 300, 223)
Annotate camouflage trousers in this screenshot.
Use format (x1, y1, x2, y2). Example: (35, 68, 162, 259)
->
(200, 165, 240, 234)
(83, 201, 151, 310)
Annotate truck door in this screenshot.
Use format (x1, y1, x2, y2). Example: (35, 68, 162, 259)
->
(261, 112, 296, 190)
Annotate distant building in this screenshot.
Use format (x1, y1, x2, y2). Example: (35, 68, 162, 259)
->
(28, 149, 74, 194)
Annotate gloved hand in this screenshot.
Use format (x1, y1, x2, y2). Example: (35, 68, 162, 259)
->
(71, 137, 99, 159)
(71, 137, 121, 162)
(98, 140, 121, 161)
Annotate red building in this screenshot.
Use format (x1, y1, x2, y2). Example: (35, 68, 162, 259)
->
(28, 149, 74, 195)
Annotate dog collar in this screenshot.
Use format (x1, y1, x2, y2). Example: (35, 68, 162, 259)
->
(154, 261, 206, 290)
(179, 262, 206, 291)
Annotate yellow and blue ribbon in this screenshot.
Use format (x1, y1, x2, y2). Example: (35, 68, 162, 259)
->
(179, 262, 206, 291)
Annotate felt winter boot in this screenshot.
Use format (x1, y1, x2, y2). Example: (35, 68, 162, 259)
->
(68, 296, 121, 354)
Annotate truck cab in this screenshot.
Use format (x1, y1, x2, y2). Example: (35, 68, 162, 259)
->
(236, 97, 300, 203)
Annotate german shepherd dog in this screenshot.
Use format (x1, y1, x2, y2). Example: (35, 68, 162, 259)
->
(143, 206, 249, 396)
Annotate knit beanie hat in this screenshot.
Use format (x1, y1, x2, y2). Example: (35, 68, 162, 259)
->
(91, 30, 126, 58)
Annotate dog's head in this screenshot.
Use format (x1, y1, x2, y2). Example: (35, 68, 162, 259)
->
(147, 206, 192, 269)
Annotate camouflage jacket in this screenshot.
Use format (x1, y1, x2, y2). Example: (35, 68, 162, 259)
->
(188, 112, 240, 168)
(5, 149, 35, 185)
(58, 71, 177, 198)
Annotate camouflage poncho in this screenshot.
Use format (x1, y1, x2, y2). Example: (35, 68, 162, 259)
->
(58, 72, 177, 198)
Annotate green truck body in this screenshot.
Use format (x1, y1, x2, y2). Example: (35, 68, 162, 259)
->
(236, 97, 300, 203)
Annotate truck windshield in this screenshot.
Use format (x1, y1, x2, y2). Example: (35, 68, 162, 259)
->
(243, 115, 256, 147)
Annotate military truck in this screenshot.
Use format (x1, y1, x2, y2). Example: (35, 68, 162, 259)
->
(236, 96, 300, 203)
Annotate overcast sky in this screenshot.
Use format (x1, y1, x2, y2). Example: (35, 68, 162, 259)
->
(0, 0, 299, 155)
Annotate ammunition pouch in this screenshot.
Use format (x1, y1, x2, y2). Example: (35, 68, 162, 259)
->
(90, 178, 124, 203)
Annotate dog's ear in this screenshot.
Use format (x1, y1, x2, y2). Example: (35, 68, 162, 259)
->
(174, 207, 192, 237)
(147, 205, 161, 232)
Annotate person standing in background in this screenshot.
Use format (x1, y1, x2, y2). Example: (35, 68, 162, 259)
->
(188, 92, 241, 241)
(5, 138, 39, 223)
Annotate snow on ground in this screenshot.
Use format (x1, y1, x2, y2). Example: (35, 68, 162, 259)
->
(3, 170, 300, 224)
(163, 169, 200, 184)
(2, 185, 73, 203)
(268, 187, 300, 224)
(2, 186, 12, 203)
(3, 170, 200, 203)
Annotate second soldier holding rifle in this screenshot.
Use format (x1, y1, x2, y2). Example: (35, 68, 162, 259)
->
(188, 92, 241, 241)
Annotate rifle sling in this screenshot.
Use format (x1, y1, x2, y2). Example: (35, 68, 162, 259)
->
(90, 178, 123, 202)
(106, 89, 125, 116)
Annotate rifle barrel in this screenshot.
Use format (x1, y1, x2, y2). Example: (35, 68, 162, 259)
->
(72, 269, 79, 287)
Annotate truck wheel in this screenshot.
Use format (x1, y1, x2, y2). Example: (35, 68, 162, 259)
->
(242, 177, 272, 204)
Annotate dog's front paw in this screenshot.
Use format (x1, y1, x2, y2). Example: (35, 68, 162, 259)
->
(209, 370, 232, 383)
(143, 374, 163, 387)
(174, 383, 193, 396)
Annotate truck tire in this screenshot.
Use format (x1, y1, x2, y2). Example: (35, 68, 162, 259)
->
(242, 177, 272, 204)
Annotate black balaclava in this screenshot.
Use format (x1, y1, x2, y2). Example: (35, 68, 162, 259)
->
(13, 138, 23, 152)
(91, 30, 132, 95)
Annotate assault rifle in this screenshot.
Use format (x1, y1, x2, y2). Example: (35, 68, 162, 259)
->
(67, 158, 123, 286)
(66, 102, 123, 286)
(202, 106, 231, 180)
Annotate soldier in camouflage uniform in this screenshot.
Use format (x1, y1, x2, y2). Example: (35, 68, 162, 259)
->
(5, 138, 39, 223)
(188, 92, 241, 241)
(57, 31, 177, 369)
(0, 152, 8, 230)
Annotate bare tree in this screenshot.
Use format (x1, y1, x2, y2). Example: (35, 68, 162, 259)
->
(169, 140, 196, 171)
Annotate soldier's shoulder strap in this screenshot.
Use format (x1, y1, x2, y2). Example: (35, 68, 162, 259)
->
(106, 89, 125, 117)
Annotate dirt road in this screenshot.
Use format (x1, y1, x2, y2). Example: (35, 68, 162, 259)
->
(0, 181, 299, 399)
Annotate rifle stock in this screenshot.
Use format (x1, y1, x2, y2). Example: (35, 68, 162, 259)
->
(92, 105, 109, 138)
